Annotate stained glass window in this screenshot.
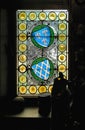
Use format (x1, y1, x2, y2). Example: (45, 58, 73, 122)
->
(16, 10, 69, 97)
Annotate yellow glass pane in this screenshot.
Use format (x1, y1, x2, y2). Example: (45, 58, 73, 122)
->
(58, 33, 66, 42)
(59, 23, 66, 31)
(58, 64, 66, 73)
(29, 86, 37, 94)
(19, 44, 27, 52)
(38, 86, 46, 93)
(19, 33, 27, 41)
(48, 12, 57, 20)
(19, 75, 27, 83)
(48, 85, 53, 93)
(58, 54, 66, 62)
(39, 12, 46, 20)
(29, 12, 37, 20)
(19, 54, 26, 63)
(19, 65, 26, 73)
(19, 86, 27, 94)
(59, 12, 66, 20)
(19, 12, 27, 20)
(58, 44, 66, 52)
(19, 23, 26, 31)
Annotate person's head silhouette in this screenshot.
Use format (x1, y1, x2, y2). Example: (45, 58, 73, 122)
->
(59, 72, 64, 79)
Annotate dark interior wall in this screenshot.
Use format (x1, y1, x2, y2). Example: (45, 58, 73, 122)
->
(0, 9, 16, 99)
(7, 9, 16, 98)
(69, 0, 85, 79)
(0, 9, 8, 97)
(0, 0, 70, 9)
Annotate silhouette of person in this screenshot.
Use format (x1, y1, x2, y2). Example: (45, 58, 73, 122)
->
(51, 72, 70, 129)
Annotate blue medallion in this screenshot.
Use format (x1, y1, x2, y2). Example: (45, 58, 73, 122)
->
(32, 59, 50, 80)
(31, 25, 54, 48)
(32, 27, 50, 47)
